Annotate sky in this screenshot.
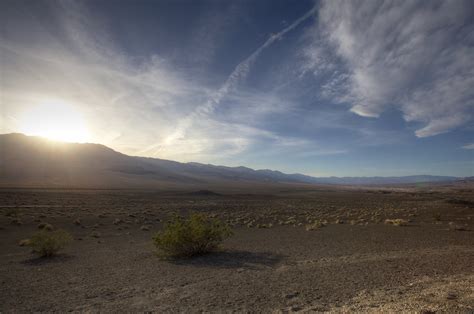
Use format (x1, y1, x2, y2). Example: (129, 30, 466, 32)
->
(1, 0, 473, 177)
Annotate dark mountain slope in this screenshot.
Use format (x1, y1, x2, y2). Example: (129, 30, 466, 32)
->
(0, 133, 459, 188)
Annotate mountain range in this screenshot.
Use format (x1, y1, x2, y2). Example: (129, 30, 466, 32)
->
(0, 133, 461, 189)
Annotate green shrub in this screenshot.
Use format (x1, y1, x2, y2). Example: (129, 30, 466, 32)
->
(27, 229, 72, 257)
(153, 213, 232, 258)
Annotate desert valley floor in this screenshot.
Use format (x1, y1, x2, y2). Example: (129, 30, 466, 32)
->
(1, 185, 473, 312)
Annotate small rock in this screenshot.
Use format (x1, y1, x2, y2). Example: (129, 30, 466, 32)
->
(113, 218, 123, 225)
(284, 292, 299, 299)
(91, 231, 101, 238)
(74, 219, 81, 226)
(140, 225, 150, 231)
(447, 292, 458, 300)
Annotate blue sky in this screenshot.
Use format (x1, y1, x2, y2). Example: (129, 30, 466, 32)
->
(1, 0, 473, 177)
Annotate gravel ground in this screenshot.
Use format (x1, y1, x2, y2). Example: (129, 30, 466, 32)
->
(1, 188, 473, 312)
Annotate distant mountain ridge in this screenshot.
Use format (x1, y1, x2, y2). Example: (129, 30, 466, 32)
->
(0, 133, 460, 188)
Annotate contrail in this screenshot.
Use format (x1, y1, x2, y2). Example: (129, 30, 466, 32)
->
(139, 5, 317, 155)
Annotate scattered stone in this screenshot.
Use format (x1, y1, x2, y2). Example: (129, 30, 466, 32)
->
(91, 231, 101, 238)
(74, 219, 81, 226)
(113, 218, 123, 225)
(140, 225, 150, 231)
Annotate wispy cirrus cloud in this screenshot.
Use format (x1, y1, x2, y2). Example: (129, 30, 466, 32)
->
(1, 0, 214, 157)
(303, 0, 474, 137)
(462, 143, 474, 150)
(158, 4, 318, 150)
(0, 0, 325, 165)
(3, 0, 470, 177)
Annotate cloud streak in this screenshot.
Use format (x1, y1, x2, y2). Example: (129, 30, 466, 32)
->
(156, 4, 318, 152)
(1, 0, 326, 165)
(2, 0, 471, 177)
(303, 0, 474, 137)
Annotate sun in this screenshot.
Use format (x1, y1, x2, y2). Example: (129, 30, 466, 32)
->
(18, 101, 91, 143)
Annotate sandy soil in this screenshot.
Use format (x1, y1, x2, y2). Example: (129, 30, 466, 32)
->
(1, 187, 473, 312)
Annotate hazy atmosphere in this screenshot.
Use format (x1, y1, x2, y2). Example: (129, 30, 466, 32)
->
(2, 0, 473, 177)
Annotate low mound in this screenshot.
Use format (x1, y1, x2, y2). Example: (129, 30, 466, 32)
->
(186, 190, 222, 197)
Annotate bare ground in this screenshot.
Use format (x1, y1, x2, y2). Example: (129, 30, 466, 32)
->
(0, 186, 473, 312)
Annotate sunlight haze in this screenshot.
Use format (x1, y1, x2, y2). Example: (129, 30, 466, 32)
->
(1, 0, 473, 177)
(17, 101, 91, 143)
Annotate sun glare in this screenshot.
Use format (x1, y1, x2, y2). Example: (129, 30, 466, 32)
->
(18, 102, 91, 143)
